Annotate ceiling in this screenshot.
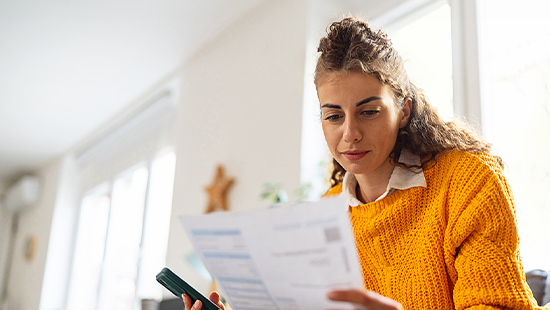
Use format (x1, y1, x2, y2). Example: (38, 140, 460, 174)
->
(0, 0, 392, 187)
(0, 0, 266, 184)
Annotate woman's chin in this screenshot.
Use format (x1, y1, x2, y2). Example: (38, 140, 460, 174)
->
(341, 163, 372, 176)
(340, 157, 392, 177)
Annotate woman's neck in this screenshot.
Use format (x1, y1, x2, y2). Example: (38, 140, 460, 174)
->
(354, 159, 395, 204)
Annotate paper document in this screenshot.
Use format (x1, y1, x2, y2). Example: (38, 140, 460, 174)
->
(180, 197, 364, 310)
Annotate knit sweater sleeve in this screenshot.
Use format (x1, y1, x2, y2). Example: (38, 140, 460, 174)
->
(443, 152, 548, 310)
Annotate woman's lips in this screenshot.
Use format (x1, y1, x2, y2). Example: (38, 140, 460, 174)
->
(341, 150, 369, 161)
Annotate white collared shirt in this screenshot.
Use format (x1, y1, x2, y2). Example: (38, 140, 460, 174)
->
(341, 149, 428, 207)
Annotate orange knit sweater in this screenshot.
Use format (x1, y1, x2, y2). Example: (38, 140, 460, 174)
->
(326, 150, 549, 310)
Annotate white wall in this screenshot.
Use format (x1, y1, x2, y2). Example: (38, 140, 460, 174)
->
(39, 155, 80, 310)
(4, 159, 61, 310)
(0, 210, 9, 297)
(0, 183, 11, 307)
(0, 156, 79, 310)
(165, 0, 307, 294)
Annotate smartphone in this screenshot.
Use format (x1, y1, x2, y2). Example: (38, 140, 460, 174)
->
(156, 267, 222, 310)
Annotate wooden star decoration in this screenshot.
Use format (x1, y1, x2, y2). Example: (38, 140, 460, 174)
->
(204, 164, 235, 213)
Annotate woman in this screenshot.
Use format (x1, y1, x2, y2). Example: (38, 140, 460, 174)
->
(184, 16, 548, 310)
(318, 16, 546, 310)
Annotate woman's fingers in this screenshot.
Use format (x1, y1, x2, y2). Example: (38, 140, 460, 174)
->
(182, 292, 226, 310)
(182, 294, 202, 310)
(208, 291, 226, 310)
(182, 294, 192, 310)
(327, 289, 403, 310)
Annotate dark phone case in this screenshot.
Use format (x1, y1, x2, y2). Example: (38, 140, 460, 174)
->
(156, 267, 222, 310)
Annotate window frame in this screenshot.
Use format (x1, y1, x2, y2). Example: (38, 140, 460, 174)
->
(372, 0, 484, 126)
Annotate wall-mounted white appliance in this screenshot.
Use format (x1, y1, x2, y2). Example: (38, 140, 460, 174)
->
(2, 176, 40, 213)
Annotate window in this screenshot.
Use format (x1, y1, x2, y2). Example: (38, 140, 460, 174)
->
(478, 0, 550, 271)
(66, 148, 176, 310)
(388, 3, 454, 120)
(65, 184, 110, 310)
(95, 165, 149, 310)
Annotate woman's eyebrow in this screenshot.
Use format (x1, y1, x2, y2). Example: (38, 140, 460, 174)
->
(356, 96, 383, 107)
(321, 96, 383, 109)
(321, 103, 341, 109)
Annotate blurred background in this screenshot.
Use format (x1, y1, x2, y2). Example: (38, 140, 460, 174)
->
(0, 0, 549, 309)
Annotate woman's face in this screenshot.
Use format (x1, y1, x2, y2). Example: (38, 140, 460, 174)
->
(318, 71, 410, 178)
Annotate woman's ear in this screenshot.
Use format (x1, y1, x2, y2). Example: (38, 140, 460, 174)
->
(399, 98, 412, 128)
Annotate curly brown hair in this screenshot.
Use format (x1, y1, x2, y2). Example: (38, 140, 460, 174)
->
(315, 16, 501, 188)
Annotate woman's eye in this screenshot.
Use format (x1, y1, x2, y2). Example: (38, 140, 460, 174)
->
(324, 114, 342, 121)
(361, 110, 379, 116)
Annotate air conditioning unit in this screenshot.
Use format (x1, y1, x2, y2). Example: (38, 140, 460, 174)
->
(3, 176, 40, 213)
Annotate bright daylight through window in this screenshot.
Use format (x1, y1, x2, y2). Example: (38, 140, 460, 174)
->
(479, 0, 550, 271)
(389, 3, 454, 120)
(66, 149, 176, 310)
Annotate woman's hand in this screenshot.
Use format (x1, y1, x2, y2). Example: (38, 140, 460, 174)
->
(327, 289, 403, 310)
(182, 291, 226, 310)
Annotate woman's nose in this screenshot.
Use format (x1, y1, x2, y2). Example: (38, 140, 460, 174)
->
(343, 117, 362, 143)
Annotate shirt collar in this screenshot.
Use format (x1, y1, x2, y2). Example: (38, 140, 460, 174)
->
(341, 149, 427, 207)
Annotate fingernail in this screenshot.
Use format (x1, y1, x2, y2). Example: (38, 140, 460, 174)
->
(327, 292, 337, 299)
(193, 300, 201, 309)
